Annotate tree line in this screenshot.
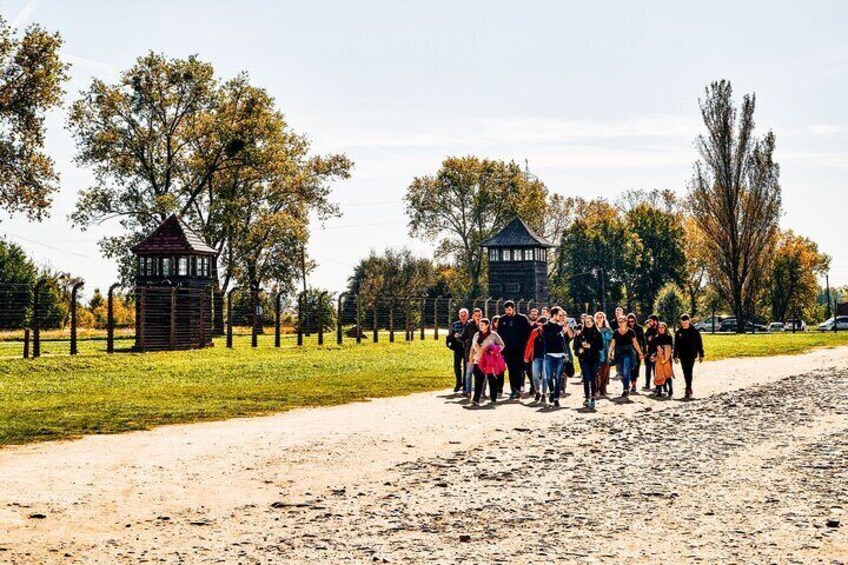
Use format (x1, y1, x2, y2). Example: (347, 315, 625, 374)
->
(0, 17, 838, 330)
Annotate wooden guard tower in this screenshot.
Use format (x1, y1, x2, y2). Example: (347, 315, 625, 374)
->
(481, 217, 554, 302)
(131, 215, 217, 351)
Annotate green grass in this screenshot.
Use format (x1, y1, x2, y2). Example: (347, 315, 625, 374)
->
(1, 330, 847, 446)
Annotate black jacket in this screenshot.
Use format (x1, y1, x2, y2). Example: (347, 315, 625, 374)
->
(575, 326, 603, 363)
(446, 320, 465, 352)
(674, 326, 704, 360)
(460, 320, 479, 356)
(498, 313, 531, 358)
(644, 325, 658, 355)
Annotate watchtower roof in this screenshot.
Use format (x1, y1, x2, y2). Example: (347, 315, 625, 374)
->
(131, 215, 218, 256)
(480, 217, 554, 248)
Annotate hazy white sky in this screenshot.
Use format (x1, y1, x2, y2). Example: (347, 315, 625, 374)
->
(2, 0, 847, 296)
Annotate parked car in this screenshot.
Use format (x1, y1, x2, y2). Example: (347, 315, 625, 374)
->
(720, 318, 768, 333)
(783, 319, 807, 332)
(694, 316, 727, 332)
(818, 316, 848, 331)
(767, 322, 785, 332)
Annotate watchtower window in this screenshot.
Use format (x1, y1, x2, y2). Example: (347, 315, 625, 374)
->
(177, 256, 189, 276)
(488, 248, 499, 262)
(503, 249, 512, 261)
(162, 257, 172, 276)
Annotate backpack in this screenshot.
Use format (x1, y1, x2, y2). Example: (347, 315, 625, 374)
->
(479, 344, 506, 375)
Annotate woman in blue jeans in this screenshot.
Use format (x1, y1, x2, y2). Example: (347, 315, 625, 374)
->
(608, 315, 644, 397)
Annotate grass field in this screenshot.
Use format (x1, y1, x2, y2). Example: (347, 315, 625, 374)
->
(1, 330, 847, 446)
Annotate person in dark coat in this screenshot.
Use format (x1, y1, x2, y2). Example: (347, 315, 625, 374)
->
(447, 308, 470, 392)
(643, 314, 659, 390)
(627, 313, 646, 394)
(497, 300, 532, 400)
(673, 313, 705, 399)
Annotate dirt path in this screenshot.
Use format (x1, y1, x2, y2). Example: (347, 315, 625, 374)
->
(1, 347, 847, 564)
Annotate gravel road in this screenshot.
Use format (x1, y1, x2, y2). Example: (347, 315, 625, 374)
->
(1, 347, 846, 564)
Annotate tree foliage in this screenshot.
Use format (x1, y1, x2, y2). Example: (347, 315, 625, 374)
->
(688, 80, 782, 331)
(345, 247, 436, 306)
(766, 230, 829, 322)
(621, 190, 686, 312)
(404, 156, 548, 296)
(0, 18, 69, 221)
(554, 198, 641, 308)
(654, 283, 687, 327)
(68, 52, 351, 291)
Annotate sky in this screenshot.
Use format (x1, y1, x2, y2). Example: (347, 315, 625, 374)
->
(1, 0, 847, 298)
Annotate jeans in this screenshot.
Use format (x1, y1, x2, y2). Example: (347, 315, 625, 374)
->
(531, 357, 547, 394)
(580, 358, 599, 399)
(615, 351, 633, 392)
(544, 355, 565, 399)
(453, 349, 466, 391)
(464, 357, 474, 394)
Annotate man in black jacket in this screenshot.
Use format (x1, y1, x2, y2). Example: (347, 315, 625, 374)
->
(447, 308, 469, 392)
(673, 313, 705, 399)
(498, 300, 532, 400)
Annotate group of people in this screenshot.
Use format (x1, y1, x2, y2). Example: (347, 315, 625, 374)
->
(446, 301, 705, 409)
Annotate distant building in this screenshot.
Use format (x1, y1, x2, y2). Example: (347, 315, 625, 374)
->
(131, 215, 218, 351)
(481, 217, 553, 302)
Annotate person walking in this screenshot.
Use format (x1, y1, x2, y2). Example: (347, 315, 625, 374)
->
(674, 314, 704, 399)
(469, 318, 505, 406)
(523, 316, 548, 403)
(576, 315, 603, 410)
(491, 316, 505, 398)
(447, 308, 469, 393)
(460, 308, 481, 397)
(609, 315, 644, 397)
(652, 321, 674, 397)
(595, 311, 614, 397)
(643, 315, 659, 390)
(542, 307, 574, 407)
(627, 313, 646, 394)
(497, 300, 532, 400)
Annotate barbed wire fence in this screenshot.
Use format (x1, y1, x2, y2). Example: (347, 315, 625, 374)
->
(1, 280, 839, 360)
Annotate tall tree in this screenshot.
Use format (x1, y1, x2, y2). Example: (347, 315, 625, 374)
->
(346, 247, 436, 305)
(555, 198, 641, 309)
(681, 216, 710, 316)
(69, 53, 351, 291)
(621, 192, 686, 312)
(404, 156, 548, 296)
(0, 18, 68, 221)
(206, 77, 351, 294)
(688, 80, 782, 332)
(767, 230, 829, 322)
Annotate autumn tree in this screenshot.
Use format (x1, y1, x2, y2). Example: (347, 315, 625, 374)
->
(688, 80, 782, 332)
(404, 156, 548, 296)
(69, 53, 350, 292)
(345, 247, 436, 305)
(681, 216, 710, 317)
(555, 198, 641, 309)
(620, 190, 686, 312)
(767, 230, 829, 322)
(206, 77, 351, 295)
(0, 17, 68, 221)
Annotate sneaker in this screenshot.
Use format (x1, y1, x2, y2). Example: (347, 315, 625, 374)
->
(589, 399, 595, 410)
(554, 399, 560, 408)
(642, 385, 651, 391)
(471, 400, 480, 407)
(454, 386, 461, 393)
(583, 399, 589, 407)
(534, 392, 541, 403)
